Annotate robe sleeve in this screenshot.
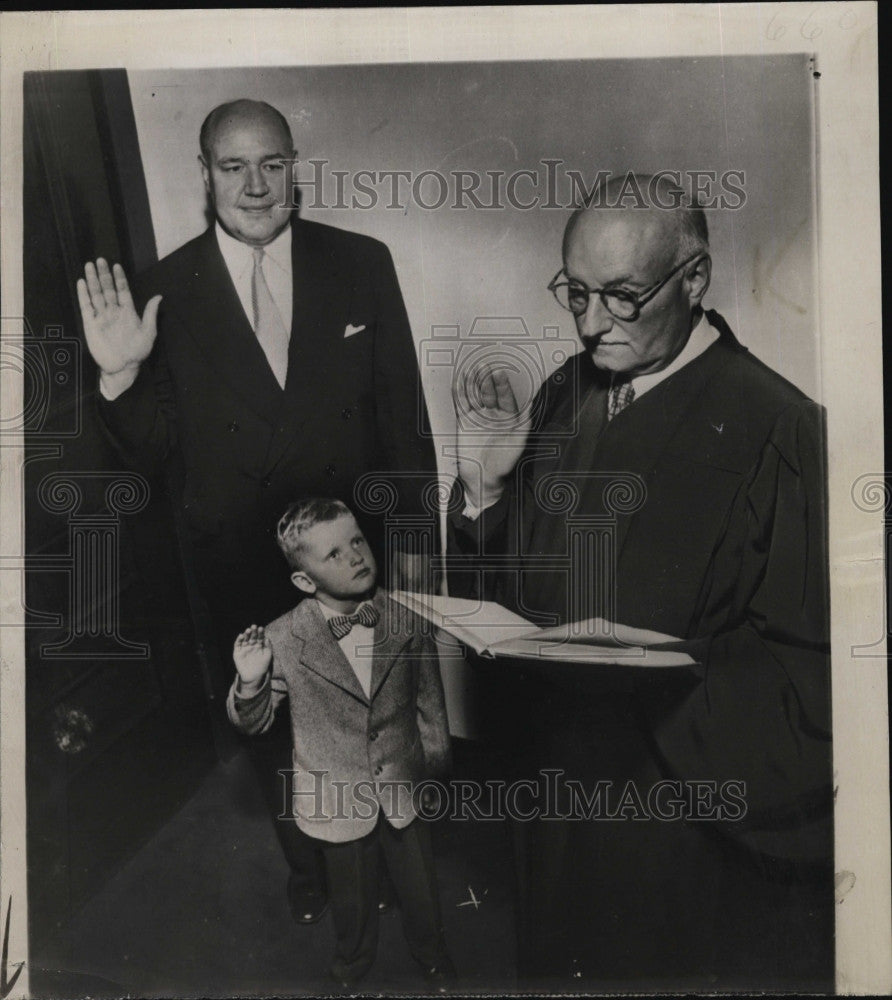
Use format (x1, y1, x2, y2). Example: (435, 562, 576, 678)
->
(641, 399, 833, 864)
(446, 478, 513, 603)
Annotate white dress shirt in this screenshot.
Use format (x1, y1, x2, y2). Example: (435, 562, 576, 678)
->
(215, 221, 293, 334)
(618, 310, 719, 407)
(462, 312, 721, 519)
(317, 598, 376, 699)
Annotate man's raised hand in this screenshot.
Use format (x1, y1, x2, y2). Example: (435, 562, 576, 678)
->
(76, 259, 162, 397)
(233, 625, 272, 690)
(454, 365, 532, 509)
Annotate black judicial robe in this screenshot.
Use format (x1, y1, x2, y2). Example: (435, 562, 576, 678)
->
(449, 310, 833, 990)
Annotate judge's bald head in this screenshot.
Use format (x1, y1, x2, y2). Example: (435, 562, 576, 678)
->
(560, 173, 712, 377)
(564, 173, 709, 271)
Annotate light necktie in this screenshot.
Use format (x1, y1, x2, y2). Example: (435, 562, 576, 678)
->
(608, 377, 636, 420)
(251, 247, 290, 389)
(328, 602, 380, 641)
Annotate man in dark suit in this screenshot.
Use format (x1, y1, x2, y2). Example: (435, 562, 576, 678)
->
(76, 99, 438, 925)
(449, 175, 833, 992)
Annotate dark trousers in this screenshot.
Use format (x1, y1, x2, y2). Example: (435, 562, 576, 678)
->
(244, 708, 327, 895)
(196, 562, 329, 898)
(320, 815, 448, 981)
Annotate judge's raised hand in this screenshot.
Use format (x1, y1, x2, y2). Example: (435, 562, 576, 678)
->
(454, 365, 532, 509)
(76, 258, 162, 397)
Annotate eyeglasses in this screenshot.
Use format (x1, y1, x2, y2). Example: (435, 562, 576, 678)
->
(548, 252, 705, 322)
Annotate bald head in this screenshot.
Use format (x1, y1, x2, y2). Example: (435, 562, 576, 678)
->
(564, 172, 709, 271)
(199, 99, 293, 164)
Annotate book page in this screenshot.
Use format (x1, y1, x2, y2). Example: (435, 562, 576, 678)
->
(534, 617, 685, 647)
(490, 634, 696, 668)
(394, 592, 695, 666)
(392, 590, 542, 651)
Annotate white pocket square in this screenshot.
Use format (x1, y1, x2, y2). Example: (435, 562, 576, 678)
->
(344, 323, 366, 337)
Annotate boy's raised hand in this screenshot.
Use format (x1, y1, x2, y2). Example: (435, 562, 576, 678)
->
(233, 625, 272, 690)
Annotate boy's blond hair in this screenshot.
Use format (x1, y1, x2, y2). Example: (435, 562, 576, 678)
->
(276, 497, 353, 570)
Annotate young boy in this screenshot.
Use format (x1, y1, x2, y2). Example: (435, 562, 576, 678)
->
(226, 497, 455, 990)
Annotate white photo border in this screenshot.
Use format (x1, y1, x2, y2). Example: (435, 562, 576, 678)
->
(0, 5, 886, 996)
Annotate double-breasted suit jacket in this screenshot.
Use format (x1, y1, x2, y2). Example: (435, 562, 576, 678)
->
(97, 217, 438, 637)
(226, 590, 451, 843)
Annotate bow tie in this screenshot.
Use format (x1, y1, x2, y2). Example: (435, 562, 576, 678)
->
(328, 602, 379, 640)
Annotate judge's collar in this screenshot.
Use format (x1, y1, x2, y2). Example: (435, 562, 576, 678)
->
(619, 312, 720, 397)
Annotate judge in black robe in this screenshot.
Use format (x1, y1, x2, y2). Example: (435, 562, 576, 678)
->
(448, 183, 833, 993)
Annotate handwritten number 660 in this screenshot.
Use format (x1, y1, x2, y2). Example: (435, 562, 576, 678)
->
(765, 6, 859, 43)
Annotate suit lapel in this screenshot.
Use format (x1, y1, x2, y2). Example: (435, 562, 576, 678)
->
(178, 228, 283, 425)
(266, 219, 351, 469)
(369, 592, 413, 701)
(292, 599, 369, 705)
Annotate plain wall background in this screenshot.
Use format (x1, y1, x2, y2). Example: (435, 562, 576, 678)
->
(130, 55, 818, 422)
(128, 56, 818, 735)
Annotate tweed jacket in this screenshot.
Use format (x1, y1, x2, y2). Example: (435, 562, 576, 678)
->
(227, 589, 451, 842)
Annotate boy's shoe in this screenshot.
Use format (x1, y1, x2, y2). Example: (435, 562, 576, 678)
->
(418, 956, 458, 993)
(286, 874, 328, 924)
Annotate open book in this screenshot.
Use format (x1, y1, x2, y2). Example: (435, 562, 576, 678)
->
(391, 591, 696, 669)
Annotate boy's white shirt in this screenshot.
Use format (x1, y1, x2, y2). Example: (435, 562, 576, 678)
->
(315, 597, 375, 699)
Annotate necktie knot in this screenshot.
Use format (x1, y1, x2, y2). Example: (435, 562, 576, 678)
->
(328, 602, 380, 641)
(253, 247, 265, 267)
(608, 377, 636, 420)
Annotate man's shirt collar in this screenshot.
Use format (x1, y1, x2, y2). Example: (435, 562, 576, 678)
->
(214, 220, 292, 275)
(627, 311, 720, 399)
